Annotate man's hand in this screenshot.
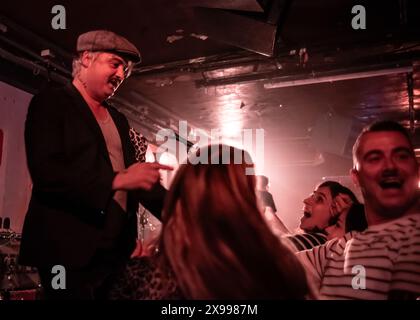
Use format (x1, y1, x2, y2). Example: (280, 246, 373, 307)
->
(112, 162, 173, 191)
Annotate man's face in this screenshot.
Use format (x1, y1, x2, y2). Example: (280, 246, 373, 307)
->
(84, 52, 129, 101)
(352, 131, 419, 219)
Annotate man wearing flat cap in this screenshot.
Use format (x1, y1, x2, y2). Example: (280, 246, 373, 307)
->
(19, 30, 172, 299)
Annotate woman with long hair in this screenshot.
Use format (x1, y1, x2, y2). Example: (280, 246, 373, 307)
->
(109, 144, 309, 299)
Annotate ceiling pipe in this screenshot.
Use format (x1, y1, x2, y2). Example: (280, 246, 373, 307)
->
(0, 14, 73, 61)
(263, 64, 413, 89)
(0, 47, 69, 85)
(0, 34, 72, 76)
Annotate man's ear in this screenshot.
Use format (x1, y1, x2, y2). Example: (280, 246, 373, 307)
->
(350, 168, 360, 188)
(80, 51, 92, 68)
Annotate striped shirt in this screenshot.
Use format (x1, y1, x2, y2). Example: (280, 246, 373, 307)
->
(297, 214, 420, 299)
(284, 233, 328, 252)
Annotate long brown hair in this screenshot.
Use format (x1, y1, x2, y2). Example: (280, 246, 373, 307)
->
(161, 145, 309, 299)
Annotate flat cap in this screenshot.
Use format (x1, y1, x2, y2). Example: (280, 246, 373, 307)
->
(77, 30, 141, 63)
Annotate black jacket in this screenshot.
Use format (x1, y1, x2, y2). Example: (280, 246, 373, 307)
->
(19, 83, 165, 268)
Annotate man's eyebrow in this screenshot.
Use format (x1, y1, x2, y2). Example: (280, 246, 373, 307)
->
(392, 146, 413, 154)
(363, 147, 413, 159)
(362, 149, 382, 160)
(392, 147, 416, 159)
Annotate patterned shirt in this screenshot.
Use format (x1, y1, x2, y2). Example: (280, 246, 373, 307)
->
(108, 255, 182, 300)
(297, 214, 420, 299)
(284, 232, 328, 252)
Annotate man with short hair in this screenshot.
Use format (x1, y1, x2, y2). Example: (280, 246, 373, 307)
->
(19, 30, 172, 299)
(298, 120, 420, 299)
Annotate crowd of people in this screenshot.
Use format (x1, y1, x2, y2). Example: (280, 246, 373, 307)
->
(17, 29, 420, 300)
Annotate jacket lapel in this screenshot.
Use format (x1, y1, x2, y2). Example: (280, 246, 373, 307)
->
(64, 83, 113, 168)
(108, 106, 132, 168)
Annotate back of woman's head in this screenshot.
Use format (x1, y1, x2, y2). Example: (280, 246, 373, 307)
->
(162, 144, 309, 299)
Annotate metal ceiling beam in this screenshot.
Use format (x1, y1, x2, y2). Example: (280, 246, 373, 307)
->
(0, 34, 71, 77)
(195, 60, 415, 88)
(0, 14, 73, 61)
(0, 47, 69, 85)
(193, 7, 277, 56)
(264, 65, 413, 89)
(181, 0, 264, 12)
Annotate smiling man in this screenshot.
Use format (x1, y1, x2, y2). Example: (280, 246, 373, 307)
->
(297, 121, 420, 299)
(352, 122, 419, 224)
(19, 30, 172, 299)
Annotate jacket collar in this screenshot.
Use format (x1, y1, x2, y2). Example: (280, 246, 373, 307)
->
(64, 82, 129, 168)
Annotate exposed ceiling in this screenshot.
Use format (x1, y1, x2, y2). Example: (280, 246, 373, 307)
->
(1, 0, 420, 227)
(2, 0, 419, 144)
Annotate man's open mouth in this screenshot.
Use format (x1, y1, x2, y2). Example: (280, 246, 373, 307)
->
(303, 211, 311, 218)
(109, 79, 120, 88)
(379, 179, 403, 190)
